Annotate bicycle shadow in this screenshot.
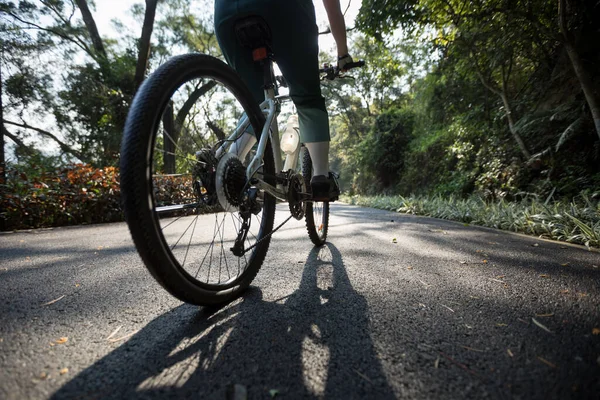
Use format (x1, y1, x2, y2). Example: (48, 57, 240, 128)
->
(51, 243, 394, 399)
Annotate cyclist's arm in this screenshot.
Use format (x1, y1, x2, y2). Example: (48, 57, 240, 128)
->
(322, 0, 348, 57)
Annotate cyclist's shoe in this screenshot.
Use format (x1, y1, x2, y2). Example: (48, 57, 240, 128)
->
(310, 172, 340, 202)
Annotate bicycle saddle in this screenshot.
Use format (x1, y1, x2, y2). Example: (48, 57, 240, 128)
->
(234, 16, 272, 60)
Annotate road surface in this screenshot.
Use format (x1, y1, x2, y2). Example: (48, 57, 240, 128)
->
(1, 203, 599, 399)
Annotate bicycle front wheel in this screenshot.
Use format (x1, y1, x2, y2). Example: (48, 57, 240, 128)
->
(120, 54, 276, 305)
(302, 148, 330, 246)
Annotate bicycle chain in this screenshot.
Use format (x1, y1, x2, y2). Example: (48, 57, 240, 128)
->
(242, 214, 294, 255)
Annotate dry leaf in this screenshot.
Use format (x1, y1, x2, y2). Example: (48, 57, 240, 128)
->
(106, 326, 122, 341)
(592, 328, 600, 335)
(407, 266, 413, 270)
(441, 304, 455, 313)
(537, 356, 556, 368)
(41, 295, 65, 306)
(59, 368, 68, 375)
(461, 345, 484, 353)
(107, 330, 139, 343)
(55, 337, 68, 344)
(532, 318, 552, 334)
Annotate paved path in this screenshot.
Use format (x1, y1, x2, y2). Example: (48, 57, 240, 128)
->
(1, 204, 599, 399)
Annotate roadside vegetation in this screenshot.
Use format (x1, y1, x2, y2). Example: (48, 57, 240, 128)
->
(343, 193, 600, 249)
(1, 1, 599, 238)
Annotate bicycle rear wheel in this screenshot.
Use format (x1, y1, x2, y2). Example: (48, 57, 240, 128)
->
(302, 148, 330, 246)
(120, 54, 276, 305)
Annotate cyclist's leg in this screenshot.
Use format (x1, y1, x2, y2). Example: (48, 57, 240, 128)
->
(267, 1, 339, 199)
(214, 1, 266, 159)
(267, 1, 330, 146)
(214, 2, 265, 104)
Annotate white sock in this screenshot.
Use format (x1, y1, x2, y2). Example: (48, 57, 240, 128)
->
(229, 132, 257, 159)
(304, 141, 329, 177)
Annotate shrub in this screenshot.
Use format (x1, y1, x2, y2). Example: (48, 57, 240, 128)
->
(1, 164, 122, 230)
(343, 193, 600, 248)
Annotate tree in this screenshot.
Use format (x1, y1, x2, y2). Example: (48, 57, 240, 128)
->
(1, 0, 162, 166)
(559, 0, 600, 141)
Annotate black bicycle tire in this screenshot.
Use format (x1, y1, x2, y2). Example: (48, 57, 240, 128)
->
(302, 149, 330, 246)
(120, 53, 276, 305)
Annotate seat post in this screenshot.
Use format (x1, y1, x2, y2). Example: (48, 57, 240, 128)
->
(260, 56, 276, 98)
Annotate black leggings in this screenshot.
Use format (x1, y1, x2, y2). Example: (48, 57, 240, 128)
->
(214, 0, 330, 142)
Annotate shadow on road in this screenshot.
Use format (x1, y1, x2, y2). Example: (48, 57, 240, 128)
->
(51, 243, 394, 399)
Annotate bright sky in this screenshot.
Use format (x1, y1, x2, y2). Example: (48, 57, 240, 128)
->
(92, 0, 362, 53)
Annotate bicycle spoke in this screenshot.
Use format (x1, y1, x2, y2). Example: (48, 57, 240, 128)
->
(153, 146, 197, 169)
(181, 215, 200, 268)
(160, 214, 187, 231)
(170, 215, 199, 251)
(135, 69, 276, 298)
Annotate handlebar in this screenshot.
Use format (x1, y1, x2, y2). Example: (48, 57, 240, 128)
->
(320, 60, 365, 80)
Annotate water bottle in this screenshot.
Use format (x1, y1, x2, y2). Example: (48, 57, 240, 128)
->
(280, 114, 299, 155)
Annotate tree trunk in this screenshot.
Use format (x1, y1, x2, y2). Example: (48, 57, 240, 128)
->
(175, 81, 217, 131)
(207, 121, 226, 141)
(134, 0, 159, 92)
(3, 120, 84, 161)
(476, 71, 531, 160)
(74, 0, 107, 60)
(500, 91, 531, 160)
(2, 127, 35, 155)
(162, 102, 176, 174)
(559, 0, 600, 141)
(0, 58, 5, 185)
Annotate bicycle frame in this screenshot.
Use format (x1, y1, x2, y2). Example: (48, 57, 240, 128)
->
(215, 85, 300, 202)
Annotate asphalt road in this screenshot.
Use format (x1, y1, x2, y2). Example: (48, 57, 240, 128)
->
(1, 203, 599, 399)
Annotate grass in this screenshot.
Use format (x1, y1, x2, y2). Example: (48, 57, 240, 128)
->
(341, 193, 600, 249)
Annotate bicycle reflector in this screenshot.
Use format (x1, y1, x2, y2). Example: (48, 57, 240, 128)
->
(252, 47, 268, 61)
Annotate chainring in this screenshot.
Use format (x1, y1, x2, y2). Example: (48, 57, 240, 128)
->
(287, 173, 306, 220)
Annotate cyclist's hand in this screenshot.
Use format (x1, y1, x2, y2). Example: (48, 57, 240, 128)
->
(337, 54, 353, 72)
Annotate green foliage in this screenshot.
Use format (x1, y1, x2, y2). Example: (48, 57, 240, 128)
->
(354, 107, 414, 191)
(1, 163, 122, 230)
(343, 193, 600, 248)
(58, 51, 137, 165)
(347, 0, 600, 201)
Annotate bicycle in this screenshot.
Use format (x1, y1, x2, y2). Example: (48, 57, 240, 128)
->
(120, 16, 364, 305)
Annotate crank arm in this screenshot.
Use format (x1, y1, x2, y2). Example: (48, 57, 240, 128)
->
(253, 179, 288, 201)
